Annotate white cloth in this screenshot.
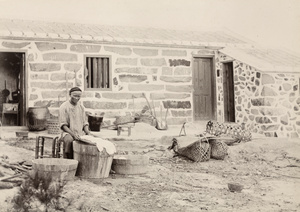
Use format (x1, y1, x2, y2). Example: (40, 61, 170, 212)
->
(80, 135, 116, 155)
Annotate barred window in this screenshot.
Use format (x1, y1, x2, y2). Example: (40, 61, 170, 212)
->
(84, 56, 112, 90)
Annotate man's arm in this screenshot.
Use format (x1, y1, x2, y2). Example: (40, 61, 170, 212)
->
(83, 124, 95, 136)
(62, 125, 81, 140)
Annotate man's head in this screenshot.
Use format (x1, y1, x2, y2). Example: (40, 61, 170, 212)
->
(69, 87, 82, 105)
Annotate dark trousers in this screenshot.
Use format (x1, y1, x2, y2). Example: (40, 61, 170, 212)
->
(62, 134, 74, 159)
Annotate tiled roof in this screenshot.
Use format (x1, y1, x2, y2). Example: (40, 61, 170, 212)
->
(0, 19, 251, 48)
(220, 47, 300, 73)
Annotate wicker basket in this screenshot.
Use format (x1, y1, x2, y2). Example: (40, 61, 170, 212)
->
(47, 119, 61, 135)
(209, 139, 228, 160)
(178, 138, 211, 162)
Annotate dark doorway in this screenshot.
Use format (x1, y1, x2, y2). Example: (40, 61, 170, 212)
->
(0, 52, 26, 126)
(193, 57, 215, 121)
(223, 62, 235, 122)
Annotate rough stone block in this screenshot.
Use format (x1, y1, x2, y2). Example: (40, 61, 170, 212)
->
(255, 117, 272, 124)
(280, 115, 288, 125)
(83, 101, 127, 110)
(41, 91, 66, 99)
(51, 72, 75, 81)
(289, 93, 296, 102)
(133, 48, 158, 56)
(35, 42, 67, 51)
(31, 81, 72, 89)
(119, 74, 147, 83)
(195, 49, 215, 55)
(28, 54, 34, 61)
(30, 74, 49, 80)
(64, 63, 82, 72)
(70, 44, 101, 52)
(116, 58, 138, 66)
(166, 85, 193, 93)
(282, 83, 292, 91)
(259, 108, 285, 116)
(102, 93, 144, 99)
(261, 87, 278, 97)
(160, 76, 192, 83)
(162, 49, 187, 57)
(2, 41, 30, 49)
(261, 124, 280, 131)
(251, 109, 259, 115)
(104, 46, 132, 56)
(170, 110, 192, 117)
(141, 58, 166, 66)
(29, 94, 38, 100)
(262, 74, 275, 85)
(128, 84, 164, 91)
(151, 93, 190, 100)
(29, 63, 61, 72)
(162, 67, 173, 75)
(43, 53, 77, 61)
(174, 67, 191, 76)
(115, 67, 157, 75)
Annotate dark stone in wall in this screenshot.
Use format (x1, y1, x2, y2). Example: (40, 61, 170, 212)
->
(256, 117, 272, 124)
(169, 59, 190, 67)
(261, 125, 280, 131)
(294, 85, 299, 91)
(255, 79, 260, 86)
(256, 72, 261, 78)
(163, 101, 191, 109)
(251, 98, 264, 106)
(113, 77, 118, 85)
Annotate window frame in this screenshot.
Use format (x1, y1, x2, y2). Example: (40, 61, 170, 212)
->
(84, 54, 112, 91)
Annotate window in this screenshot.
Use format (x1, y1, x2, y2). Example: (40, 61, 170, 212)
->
(84, 56, 112, 90)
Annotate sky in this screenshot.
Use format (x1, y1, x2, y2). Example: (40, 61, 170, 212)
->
(0, 0, 299, 53)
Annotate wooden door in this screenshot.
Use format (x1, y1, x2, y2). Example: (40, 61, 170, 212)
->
(223, 62, 235, 122)
(193, 57, 214, 120)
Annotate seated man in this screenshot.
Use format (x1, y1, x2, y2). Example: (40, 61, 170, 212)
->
(59, 87, 93, 159)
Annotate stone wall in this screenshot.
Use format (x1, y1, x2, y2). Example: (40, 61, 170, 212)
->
(0, 40, 198, 125)
(216, 51, 300, 138)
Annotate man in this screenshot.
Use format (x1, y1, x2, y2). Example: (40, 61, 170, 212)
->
(59, 87, 92, 159)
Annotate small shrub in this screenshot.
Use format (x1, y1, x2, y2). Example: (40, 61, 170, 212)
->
(10, 172, 67, 212)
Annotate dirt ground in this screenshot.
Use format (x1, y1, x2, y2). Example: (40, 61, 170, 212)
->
(0, 123, 300, 212)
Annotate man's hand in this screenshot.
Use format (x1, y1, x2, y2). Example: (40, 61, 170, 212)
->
(72, 133, 81, 141)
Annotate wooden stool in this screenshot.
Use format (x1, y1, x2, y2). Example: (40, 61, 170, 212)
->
(117, 124, 132, 136)
(35, 134, 61, 159)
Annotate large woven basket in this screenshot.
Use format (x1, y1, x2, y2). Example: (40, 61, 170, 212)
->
(178, 138, 211, 162)
(47, 119, 61, 135)
(209, 139, 228, 160)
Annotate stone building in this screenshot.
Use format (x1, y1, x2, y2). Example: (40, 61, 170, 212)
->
(0, 19, 299, 138)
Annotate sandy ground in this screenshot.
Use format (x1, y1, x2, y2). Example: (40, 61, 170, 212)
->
(0, 122, 300, 212)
